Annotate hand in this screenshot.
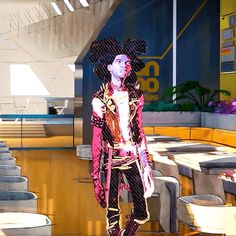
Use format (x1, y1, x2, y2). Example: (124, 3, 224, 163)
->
(93, 179, 106, 208)
(143, 166, 154, 198)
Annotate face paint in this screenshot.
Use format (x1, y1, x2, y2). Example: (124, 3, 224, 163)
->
(109, 54, 132, 80)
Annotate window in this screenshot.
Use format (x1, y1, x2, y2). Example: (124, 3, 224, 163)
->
(10, 64, 49, 96)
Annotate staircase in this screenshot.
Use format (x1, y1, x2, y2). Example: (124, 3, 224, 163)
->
(0, 124, 46, 138)
(0, 143, 52, 235)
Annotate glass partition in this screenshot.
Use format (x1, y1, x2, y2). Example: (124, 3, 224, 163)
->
(0, 115, 82, 149)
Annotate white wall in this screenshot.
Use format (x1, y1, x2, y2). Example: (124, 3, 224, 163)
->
(0, 62, 74, 114)
(0, 64, 10, 97)
(29, 62, 75, 98)
(0, 62, 74, 98)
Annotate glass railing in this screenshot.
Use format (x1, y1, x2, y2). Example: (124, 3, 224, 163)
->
(0, 115, 82, 149)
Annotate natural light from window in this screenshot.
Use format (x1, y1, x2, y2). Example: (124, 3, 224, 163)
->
(10, 64, 49, 96)
(68, 64, 75, 72)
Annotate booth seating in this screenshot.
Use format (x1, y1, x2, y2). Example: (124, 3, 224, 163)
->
(146, 128, 236, 193)
(146, 128, 236, 235)
(177, 194, 236, 235)
(143, 126, 236, 149)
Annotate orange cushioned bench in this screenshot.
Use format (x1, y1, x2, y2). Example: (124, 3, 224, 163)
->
(144, 126, 236, 149)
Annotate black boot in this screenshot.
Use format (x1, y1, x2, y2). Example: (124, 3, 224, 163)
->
(108, 226, 122, 236)
(123, 215, 141, 236)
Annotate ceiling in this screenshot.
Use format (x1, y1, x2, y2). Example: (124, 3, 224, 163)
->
(0, 0, 120, 63)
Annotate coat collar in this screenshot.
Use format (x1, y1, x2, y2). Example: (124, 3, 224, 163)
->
(101, 83, 139, 121)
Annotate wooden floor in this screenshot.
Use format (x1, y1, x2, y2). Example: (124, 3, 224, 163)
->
(12, 149, 175, 236)
(6, 137, 234, 236)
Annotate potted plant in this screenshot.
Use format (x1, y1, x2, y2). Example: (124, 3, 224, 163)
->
(201, 99, 236, 130)
(161, 81, 230, 111)
(142, 81, 231, 127)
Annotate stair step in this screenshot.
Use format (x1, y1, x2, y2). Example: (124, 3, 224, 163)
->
(0, 157, 15, 165)
(0, 134, 46, 138)
(0, 191, 37, 213)
(0, 166, 21, 176)
(0, 212, 52, 235)
(0, 124, 46, 137)
(0, 176, 28, 191)
(1, 124, 44, 127)
(0, 131, 45, 133)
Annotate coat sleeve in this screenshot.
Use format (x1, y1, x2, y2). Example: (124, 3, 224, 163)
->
(91, 97, 105, 178)
(135, 94, 152, 168)
(90, 97, 106, 208)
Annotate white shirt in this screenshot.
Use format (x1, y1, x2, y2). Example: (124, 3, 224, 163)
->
(112, 89, 131, 142)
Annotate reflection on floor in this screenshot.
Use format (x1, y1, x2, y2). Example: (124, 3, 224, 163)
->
(10, 147, 231, 236)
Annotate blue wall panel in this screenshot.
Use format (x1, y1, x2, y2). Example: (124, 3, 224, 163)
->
(81, 0, 219, 144)
(177, 0, 220, 89)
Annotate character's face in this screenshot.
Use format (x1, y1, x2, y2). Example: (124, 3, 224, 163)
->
(107, 54, 132, 80)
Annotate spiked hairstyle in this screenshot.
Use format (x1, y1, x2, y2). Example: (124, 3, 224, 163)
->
(89, 37, 147, 84)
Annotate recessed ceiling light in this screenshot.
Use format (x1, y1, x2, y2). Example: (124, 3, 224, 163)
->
(50, 2, 63, 15)
(79, 0, 89, 7)
(64, 0, 75, 11)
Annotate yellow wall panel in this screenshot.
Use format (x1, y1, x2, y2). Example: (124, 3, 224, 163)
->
(220, 73, 236, 100)
(220, 0, 236, 17)
(220, 0, 236, 99)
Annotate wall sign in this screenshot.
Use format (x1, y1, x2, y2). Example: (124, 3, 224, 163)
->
(222, 28, 234, 40)
(229, 15, 236, 27)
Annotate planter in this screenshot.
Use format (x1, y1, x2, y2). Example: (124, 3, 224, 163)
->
(0, 212, 52, 236)
(0, 165, 21, 176)
(0, 157, 16, 165)
(0, 191, 37, 213)
(201, 112, 236, 131)
(142, 111, 201, 127)
(0, 176, 28, 191)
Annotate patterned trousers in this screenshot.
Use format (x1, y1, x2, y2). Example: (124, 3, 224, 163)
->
(105, 161, 149, 231)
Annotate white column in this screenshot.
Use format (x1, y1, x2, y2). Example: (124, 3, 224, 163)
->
(172, 0, 177, 102)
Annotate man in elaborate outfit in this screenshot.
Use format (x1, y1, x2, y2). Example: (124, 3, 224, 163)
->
(90, 38, 154, 236)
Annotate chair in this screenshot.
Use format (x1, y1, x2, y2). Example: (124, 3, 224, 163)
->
(14, 97, 29, 114)
(177, 194, 236, 235)
(149, 174, 180, 233)
(54, 99, 68, 115)
(14, 97, 29, 122)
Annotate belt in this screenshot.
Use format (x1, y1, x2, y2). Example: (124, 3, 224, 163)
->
(104, 156, 137, 169)
(107, 142, 138, 157)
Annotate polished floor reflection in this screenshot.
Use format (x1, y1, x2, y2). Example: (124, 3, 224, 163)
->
(10, 144, 233, 236)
